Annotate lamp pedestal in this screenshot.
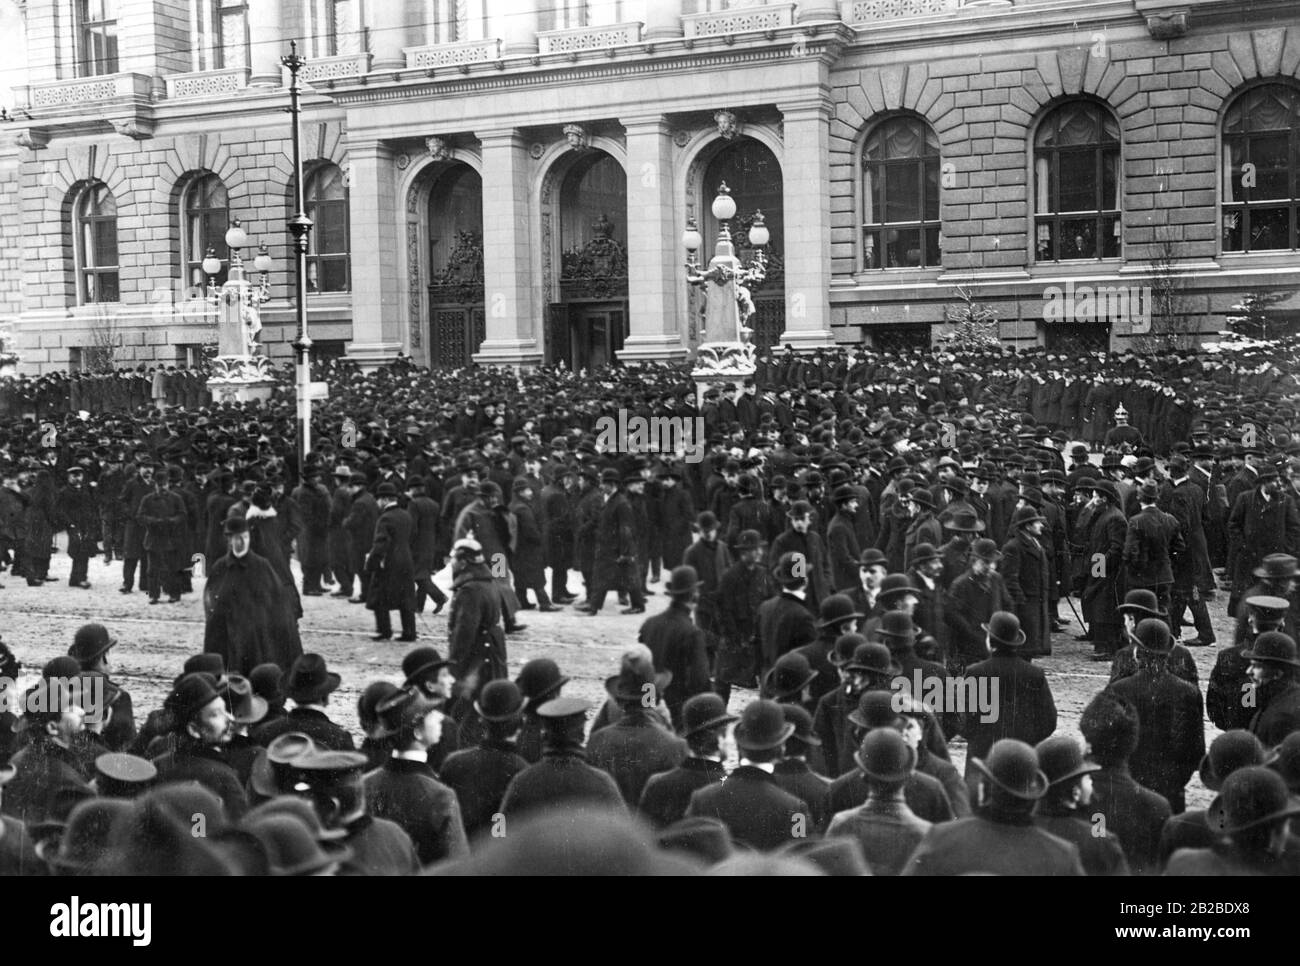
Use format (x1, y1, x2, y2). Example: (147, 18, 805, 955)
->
(688, 234, 756, 405)
(206, 263, 275, 403)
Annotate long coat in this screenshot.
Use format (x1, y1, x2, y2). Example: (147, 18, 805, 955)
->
(827, 509, 862, 592)
(770, 528, 832, 607)
(1001, 530, 1051, 656)
(902, 815, 1085, 876)
(1106, 668, 1205, 808)
(1228, 489, 1300, 593)
(363, 757, 470, 865)
(1123, 505, 1184, 588)
(1090, 764, 1172, 876)
(438, 739, 530, 840)
(1164, 477, 1211, 592)
(656, 484, 696, 568)
(407, 493, 441, 575)
(508, 497, 546, 589)
(944, 571, 1012, 668)
(1081, 504, 1127, 639)
(586, 710, 688, 806)
(638, 757, 727, 829)
(962, 651, 1058, 762)
(203, 549, 304, 674)
(686, 765, 812, 851)
(366, 504, 418, 613)
(447, 563, 508, 690)
(637, 601, 712, 725)
(1249, 678, 1300, 748)
(292, 480, 331, 575)
(499, 749, 627, 818)
(757, 590, 818, 673)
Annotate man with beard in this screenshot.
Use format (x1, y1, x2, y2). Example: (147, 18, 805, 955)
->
(366, 483, 418, 642)
(58, 465, 98, 589)
(447, 538, 508, 696)
(2, 677, 92, 825)
(203, 515, 303, 674)
(150, 672, 247, 818)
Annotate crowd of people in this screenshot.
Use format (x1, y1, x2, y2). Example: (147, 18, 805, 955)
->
(2, 333, 1300, 875)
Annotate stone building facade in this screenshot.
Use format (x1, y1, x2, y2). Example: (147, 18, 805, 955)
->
(2, 0, 1298, 374)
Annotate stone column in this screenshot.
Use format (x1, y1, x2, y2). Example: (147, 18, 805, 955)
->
(370, 0, 407, 70)
(778, 98, 836, 351)
(643, 0, 684, 40)
(796, 0, 842, 23)
(618, 115, 687, 363)
(473, 130, 543, 368)
(345, 141, 404, 367)
(501, 0, 539, 55)
(248, 0, 284, 86)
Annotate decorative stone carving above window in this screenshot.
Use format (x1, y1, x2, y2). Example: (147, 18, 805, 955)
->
(426, 136, 454, 161)
(563, 124, 590, 151)
(714, 110, 741, 140)
(1144, 10, 1188, 39)
(111, 118, 154, 139)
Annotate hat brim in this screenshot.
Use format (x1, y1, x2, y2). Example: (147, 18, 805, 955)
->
(877, 586, 918, 603)
(854, 743, 917, 784)
(1207, 795, 1300, 835)
(1044, 760, 1101, 788)
(844, 661, 903, 679)
(735, 721, 797, 752)
(817, 610, 865, 629)
(473, 699, 525, 724)
(1116, 604, 1166, 619)
(402, 659, 452, 690)
(1253, 566, 1299, 579)
(971, 756, 1050, 801)
(681, 713, 739, 740)
(605, 670, 674, 703)
(519, 675, 571, 711)
(761, 667, 818, 702)
(232, 695, 270, 725)
(71, 636, 118, 666)
(1241, 649, 1300, 669)
(286, 672, 342, 704)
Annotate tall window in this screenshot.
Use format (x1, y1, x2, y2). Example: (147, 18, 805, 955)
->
(77, 0, 119, 76)
(1223, 84, 1300, 253)
(191, 0, 249, 70)
(75, 183, 119, 304)
(1034, 101, 1121, 261)
(861, 115, 940, 269)
(306, 163, 350, 293)
(304, 0, 359, 56)
(183, 174, 230, 289)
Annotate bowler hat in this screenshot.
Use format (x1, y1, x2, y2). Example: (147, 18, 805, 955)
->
(733, 699, 796, 752)
(604, 657, 673, 704)
(1243, 631, 1300, 669)
(249, 732, 318, 799)
(847, 690, 903, 731)
(658, 816, 733, 865)
(762, 652, 817, 701)
(971, 739, 1050, 801)
(1253, 554, 1299, 580)
(817, 593, 864, 629)
(733, 530, 763, 553)
(223, 513, 248, 536)
(908, 542, 941, 566)
(475, 680, 524, 723)
(245, 813, 352, 876)
(1207, 767, 1300, 835)
(970, 538, 1002, 562)
(859, 547, 887, 568)
(982, 611, 1026, 649)
(284, 653, 342, 705)
(854, 728, 916, 783)
(845, 641, 901, 678)
(1269, 732, 1300, 793)
(598, 468, 621, 486)
(516, 658, 569, 708)
(908, 486, 936, 510)
(171, 672, 228, 724)
(874, 610, 918, 645)
(1130, 618, 1173, 654)
(832, 484, 857, 505)
(782, 704, 821, 747)
(772, 551, 807, 588)
(680, 693, 738, 739)
(664, 565, 701, 597)
(182, 653, 226, 682)
(1117, 589, 1165, 619)
(36, 799, 134, 873)
(1198, 730, 1275, 792)
(1011, 505, 1046, 528)
(1090, 480, 1120, 502)
(940, 509, 984, 533)
(69, 623, 116, 666)
(376, 482, 399, 498)
(225, 674, 269, 725)
(876, 574, 918, 604)
(1035, 736, 1100, 788)
(779, 836, 870, 877)
(401, 646, 452, 688)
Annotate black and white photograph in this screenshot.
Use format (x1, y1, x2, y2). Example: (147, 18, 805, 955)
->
(0, 0, 1295, 915)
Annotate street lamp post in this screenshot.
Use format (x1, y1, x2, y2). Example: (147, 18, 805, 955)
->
(283, 40, 314, 475)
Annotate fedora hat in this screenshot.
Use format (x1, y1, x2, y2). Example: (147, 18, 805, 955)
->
(245, 814, 352, 877)
(1207, 767, 1300, 835)
(1129, 617, 1173, 655)
(971, 739, 1050, 801)
(680, 693, 738, 739)
(1254, 554, 1299, 580)
(284, 653, 342, 705)
(664, 565, 702, 597)
(1035, 736, 1100, 788)
(1198, 730, 1276, 792)
(908, 542, 941, 566)
(876, 574, 918, 604)
(474, 680, 524, 723)
(248, 732, 318, 799)
(68, 623, 116, 666)
(845, 641, 902, 678)
(224, 674, 269, 725)
(1243, 631, 1300, 669)
(817, 593, 864, 629)
(761, 652, 817, 701)
(401, 646, 452, 689)
(734, 699, 796, 752)
(170, 672, 228, 724)
(940, 508, 984, 533)
(854, 727, 916, 783)
(36, 799, 134, 873)
(969, 538, 1002, 562)
(1117, 589, 1165, 619)
(847, 690, 903, 731)
(516, 658, 569, 709)
(982, 611, 1026, 649)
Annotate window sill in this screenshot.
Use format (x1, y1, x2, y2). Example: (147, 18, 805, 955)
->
(1026, 259, 1126, 278)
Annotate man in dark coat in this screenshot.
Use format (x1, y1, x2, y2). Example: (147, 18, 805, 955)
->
(944, 539, 1012, 674)
(961, 612, 1057, 779)
(770, 500, 832, 608)
(586, 663, 688, 806)
(138, 470, 188, 604)
(827, 485, 863, 592)
(406, 477, 448, 614)
(540, 466, 578, 603)
(1123, 482, 1184, 617)
(68, 622, 135, 753)
(686, 700, 812, 851)
(1164, 455, 1216, 646)
(344, 474, 380, 604)
(327, 466, 356, 598)
(1245, 631, 1300, 748)
(1105, 619, 1205, 814)
(1209, 594, 1287, 731)
(1034, 736, 1130, 876)
(366, 483, 418, 642)
(437, 680, 529, 840)
(150, 672, 248, 818)
(716, 531, 771, 692)
(291, 466, 331, 596)
(1165, 767, 1300, 876)
(363, 689, 469, 865)
(1080, 481, 1128, 660)
(638, 693, 735, 829)
(1000, 506, 1052, 658)
(509, 477, 554, 612)
(499, 697, 626, 817)
(58, 466, 98, 588)
(1228, 466, 1300, 604)
(903, 739, 1084, 876)
(757, 551, 819, 676)
(118, 461, 154, 594)
(771, 705, 833, 830)
(655, 468, 695, 571)
(1079, 690, 1172, 876)
(2, 677, 93, 825)
(204, 515, 303, 675)
(251, 653, 355, 751)
(446, 538, 508, 695)
(574, 469, 643, 615)
(637, 566, 712, 726)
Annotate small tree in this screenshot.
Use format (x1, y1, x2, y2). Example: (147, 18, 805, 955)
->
(1226, 289, 1289, 342)
(84, 304, 123, 372)
(1132, 229, 1200, 352)
(940, 282, 1000, 350)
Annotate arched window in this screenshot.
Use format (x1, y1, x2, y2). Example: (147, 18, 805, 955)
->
(861, 115, 941, 269)
(1033, 101, 1120, 261)
(1223, 84, 1300, 253)
(74, 183, 119, 304)
(183, 173, 230, 288)
(305, 163, 350, 293)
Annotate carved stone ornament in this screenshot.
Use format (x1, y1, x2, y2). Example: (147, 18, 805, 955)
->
(694, 341, 756, 374)
(529, 142, 545, 160)
(714, 110, 740, 140)
(426, 136, 453, 161)
(673, 129, 691, 148)
(396, 153, 411, 170)
(1145, 11, 1188, 40)
(111, 119, 154, 140)
(562, 123, 589, 151)
(14, 128, 49, 150)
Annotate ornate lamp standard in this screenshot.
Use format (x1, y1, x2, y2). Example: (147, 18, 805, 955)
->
(203, 219, 276, 402)
(283, 40, 315, 473)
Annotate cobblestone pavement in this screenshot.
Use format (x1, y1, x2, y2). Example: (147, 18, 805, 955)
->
(3, 551, 1236, 809)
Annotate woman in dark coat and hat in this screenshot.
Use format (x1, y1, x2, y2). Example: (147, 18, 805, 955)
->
(203, 514, 304, 675)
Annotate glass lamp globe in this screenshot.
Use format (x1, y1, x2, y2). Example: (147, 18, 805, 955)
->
(201, 248, 221, 276)
(711, 183, 737, 221)
(748, 210, 770, 247)
(682, 220, 703, 252)
(224, 220, 248, 251)
(253, 245, 273, 274)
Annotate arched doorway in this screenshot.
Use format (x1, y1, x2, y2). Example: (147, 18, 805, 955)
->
(701, 139, 784, 349)
(426, 164, 484, 367)
(547, 151, 628, 370)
